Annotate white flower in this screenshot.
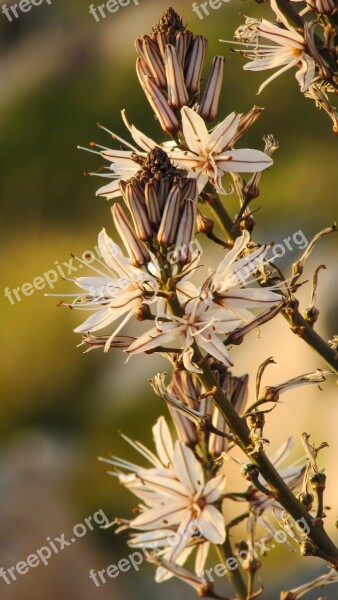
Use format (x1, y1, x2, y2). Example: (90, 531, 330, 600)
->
(82, 107, 272, 199)
(231, 0, 316, 93)
(168, 106, 273, 194)
(209, 230, 281, 321)
(127, 292, 242, 372)
(61, 229, 159, 351)
(102, 417, 226, 581)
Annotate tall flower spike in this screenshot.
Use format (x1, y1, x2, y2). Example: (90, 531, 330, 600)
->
(100, 416, 226, 583)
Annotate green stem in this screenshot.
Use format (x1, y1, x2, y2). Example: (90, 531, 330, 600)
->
(193, 345, 338, 567)
(283, 304, 338, 374)
(215, 542, 247, 600)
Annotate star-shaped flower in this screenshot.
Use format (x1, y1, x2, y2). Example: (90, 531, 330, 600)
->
(231, 0, 316, 94)
(101, 416, 226, 582)
(168, 106, 273, 194)
(127, 292, 242, 371)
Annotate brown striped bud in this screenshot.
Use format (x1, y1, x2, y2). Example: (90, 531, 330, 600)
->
(164, 44, 189, 109)
(136, 57, 151, 86)
(175, 31, 193, 67)
(306, 0, 336, 12)
(157, 184, 182, 246)
(198, 56, 225, 122)
(185, 35, 208, 94)
(112, 203, 151, 266)
(173, 198, 197, 264)
(142, 36, 167, 89)
(232, 106, 264, 144)
(145, 182, 161, 225)
(125, 182, 153, 242)
(143, 76, 180, 135)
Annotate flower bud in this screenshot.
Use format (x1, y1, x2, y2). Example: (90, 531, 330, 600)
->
(185, 35, 208, 94)
(143, 76, 180, 135)
(157, 184, 182, 246)
(164, 44, 189, 109)
(136, 57, 151, 86)
(112, 204, 151, 266)
(173, 198, 197, 264)
(306, 0, 335, 12)
(142, 36, 167, 89)
(198, 56, 224, 122)
(125, 182, 153, 242)
(145, 182, 161, 225)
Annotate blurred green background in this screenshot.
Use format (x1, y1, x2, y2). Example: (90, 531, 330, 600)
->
(0, 0, 337, 598)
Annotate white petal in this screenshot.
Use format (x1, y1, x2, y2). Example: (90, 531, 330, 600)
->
(121, 110, 158, 151)
(131, 504, 189, 530)
(217, 149, 273, 173)
(195, 541, 210, 577)
(197, 332, 234, 366)
(296, 54, 315, 92)
(208, 112, 241, 153)
(181, 106, 209, 154)
(203, 474, 226, 503)
(127, 322, 184, 354)
(196, 505, 225, 544)
(173, 441, 205, 494)
(152, 417, 174, 468)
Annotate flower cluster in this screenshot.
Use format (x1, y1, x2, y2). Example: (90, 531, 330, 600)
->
(227, 0, 338, 132)
(57, 5, 338, 598)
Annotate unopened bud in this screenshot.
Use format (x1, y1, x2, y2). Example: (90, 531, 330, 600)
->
(125, 183, 153, 242)
(157, 185, 181, 246)
(303, 306, 320, 325)
(297, 491, 314, 510)
(143, 76, 180, 134)
(145, 182, 161, 225)
(134, 304, 152, 321)
(173, 198, 197, 264)
(198, 56, 224, 122)
(165, 45, 189, 109)
(185, 35, 208, 94)
(112, 204, 151, 266)
(140, 36, 167, 89)
(309, 472, 326, 491)
(306, 0, 336, 13)
(136, 57, 151, 86)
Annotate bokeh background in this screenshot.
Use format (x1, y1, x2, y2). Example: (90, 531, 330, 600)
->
(0, 0, 337, 598)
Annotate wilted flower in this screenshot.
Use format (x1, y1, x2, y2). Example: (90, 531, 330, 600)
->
(101, 417, 226, 581)
(230, 0, 316, 93)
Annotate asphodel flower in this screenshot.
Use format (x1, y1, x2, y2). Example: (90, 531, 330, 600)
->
(100, 416, 226, 582)
(58, 229, 159, 351)
(229, 0, 316, 93)
(127, 292, 242, 372)
(208, 230, 282, 320)
(168, 106, 273, 194)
